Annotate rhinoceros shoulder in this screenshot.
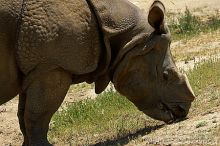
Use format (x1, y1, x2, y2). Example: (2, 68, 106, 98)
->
(87, 0, 140, 36)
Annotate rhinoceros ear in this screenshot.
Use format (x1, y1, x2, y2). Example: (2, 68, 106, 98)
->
(148, 1, 165, 30)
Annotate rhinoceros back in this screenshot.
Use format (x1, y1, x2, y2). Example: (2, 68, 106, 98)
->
(17, 0, 102, 75)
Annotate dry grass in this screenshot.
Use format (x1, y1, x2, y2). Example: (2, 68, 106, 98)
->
(171, 30, 220, 61)
(168, 10, 220, 61)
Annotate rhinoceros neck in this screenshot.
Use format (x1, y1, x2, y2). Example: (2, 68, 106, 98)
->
(86, 0, 149, 77)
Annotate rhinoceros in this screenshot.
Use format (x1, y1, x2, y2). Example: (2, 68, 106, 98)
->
(0, 0, 195, 145)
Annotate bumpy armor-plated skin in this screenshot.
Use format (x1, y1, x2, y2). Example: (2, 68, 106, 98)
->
(17, 0, 102, 75)
(0, 0, 22, 104)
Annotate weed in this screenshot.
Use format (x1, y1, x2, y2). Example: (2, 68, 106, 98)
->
(169, 8, 220, 40)
(196, 121, 208, 128)
(172, 8, 200, 33)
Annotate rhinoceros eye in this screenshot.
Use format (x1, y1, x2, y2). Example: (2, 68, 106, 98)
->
(163, 70, 169, 81)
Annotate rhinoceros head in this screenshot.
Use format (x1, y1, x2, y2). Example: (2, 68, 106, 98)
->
(112, 1, 195, 123)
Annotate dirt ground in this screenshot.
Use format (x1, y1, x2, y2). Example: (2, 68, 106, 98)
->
(0, 0, 220, 146)
(126, 110, 220, 146)
(129, 0, 220, 14)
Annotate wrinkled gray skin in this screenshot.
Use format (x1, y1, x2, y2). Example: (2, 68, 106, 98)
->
(0, 0, 195, 145)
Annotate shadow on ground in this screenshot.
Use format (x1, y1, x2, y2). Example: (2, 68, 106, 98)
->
(90, 124, 165, 146)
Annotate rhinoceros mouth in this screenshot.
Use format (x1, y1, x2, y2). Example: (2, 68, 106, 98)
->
(160, 102, 189, 124)
(159, 102, 175, 123)
(139, 102, 176, 123)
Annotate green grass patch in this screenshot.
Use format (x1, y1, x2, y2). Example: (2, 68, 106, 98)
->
(169, 8, 220, 40)
(196, 121, 208, 128)
(187, 59, 220, 95)
(49, 88, 155, 145)
(187, 60, 220, 117)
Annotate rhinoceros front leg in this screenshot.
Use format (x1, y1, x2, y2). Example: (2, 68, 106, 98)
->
(22, 68, 72, 146)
